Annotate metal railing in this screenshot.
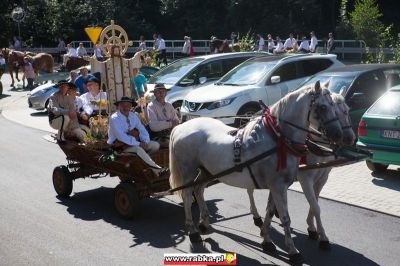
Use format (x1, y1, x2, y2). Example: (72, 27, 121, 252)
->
(22, 39, 396, 62)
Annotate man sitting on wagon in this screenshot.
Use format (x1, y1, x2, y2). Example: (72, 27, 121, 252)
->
(79, 76, 107, 123)
(146, 83, 180, 148)
(48, 80, 88, 143)
(107, 96, 169, 177)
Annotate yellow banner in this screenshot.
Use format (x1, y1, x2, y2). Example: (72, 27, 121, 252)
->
(84, 27, 103, 45)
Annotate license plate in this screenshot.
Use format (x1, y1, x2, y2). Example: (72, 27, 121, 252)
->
(381, 130, 400, 139)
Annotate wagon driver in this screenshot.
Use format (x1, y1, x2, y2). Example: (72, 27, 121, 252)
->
(107, 96, 169, 177)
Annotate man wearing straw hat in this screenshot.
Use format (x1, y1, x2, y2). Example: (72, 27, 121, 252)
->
(48, 80, 88, 142)
(107, 96, 169, 177)
(147, 83, 180, 148)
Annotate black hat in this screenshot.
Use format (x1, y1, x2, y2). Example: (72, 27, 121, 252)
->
(114, 96, 135, 105)
(84, 76, 100, 85)
(154, 83, 167, 91)
(55, 80, 76, 89)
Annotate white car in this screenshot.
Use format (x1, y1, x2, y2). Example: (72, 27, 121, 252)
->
(145, 52, 267, 109)
(181, 53, 344, 126)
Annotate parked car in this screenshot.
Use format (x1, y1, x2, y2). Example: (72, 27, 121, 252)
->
(145, 52, 266, 109)
(28, 65, 158, 110)
(356, 85, 400, 172)
(296, 64, 400, 131)
(181, 53, 344, 126)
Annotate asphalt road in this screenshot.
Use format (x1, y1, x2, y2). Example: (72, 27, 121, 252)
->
(0, 115, 399, 266)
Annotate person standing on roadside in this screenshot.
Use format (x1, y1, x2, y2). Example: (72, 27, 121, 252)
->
(257, 34, 265, 51)
(309, 31, 318, 53)
(182, 36, 190, 57)
(57, 37, 66, 63)
(22, 57, 36, 91)
(156, 34, 167, 67)
(327, 32, 335, 54)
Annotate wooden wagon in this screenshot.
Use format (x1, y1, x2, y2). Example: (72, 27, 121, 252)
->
(52, 140, 170, 219)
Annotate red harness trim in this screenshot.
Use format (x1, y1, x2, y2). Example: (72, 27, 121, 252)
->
(262, 107, 307, 171)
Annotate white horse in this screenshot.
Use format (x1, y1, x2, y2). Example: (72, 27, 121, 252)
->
(247, 93, 356, 250)
(169, 81, 343, 263)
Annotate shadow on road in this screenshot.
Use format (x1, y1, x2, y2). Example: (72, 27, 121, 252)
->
(57, 187, 272, 264)
(372, 169, 400, 192)
(0, 93, 11, 99)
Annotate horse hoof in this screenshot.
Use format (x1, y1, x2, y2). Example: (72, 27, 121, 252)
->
(253, 217, 263, 227)
(189, 232, 202, 243)
(262, 242, 276, 253)
(319, 240, 331, 250)
(198, 223, 208, 234)
(289, 253, 304, 264)
(307, 229, 319, 240)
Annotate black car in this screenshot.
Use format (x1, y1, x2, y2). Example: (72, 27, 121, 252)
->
(299, 64, 400, 131)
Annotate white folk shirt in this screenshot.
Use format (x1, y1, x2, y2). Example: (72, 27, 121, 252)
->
(77, 47, 87, 57)
(146, 100, 179, 132)
(67, 47, 78, 57)
(267, 40, 275, 50)
(284, 38, 296, 49)
(299, 40, 310, 51)
(258, 37, 265, 51)
(157, 38, 166, 51)
(310, 36, 318, 52)
(94, 48, 103, 58)
(107, 111, 150, 146)
(80, 91, 107, 116)
(274, 42, 284, 52)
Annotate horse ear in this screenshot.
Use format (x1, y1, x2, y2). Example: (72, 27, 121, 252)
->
(314, 80, 321, 93)
(322, 79, 330, 88)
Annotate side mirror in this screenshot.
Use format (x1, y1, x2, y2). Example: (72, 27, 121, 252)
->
(270, 76, 281, 84)
(199, 77, 207, 84)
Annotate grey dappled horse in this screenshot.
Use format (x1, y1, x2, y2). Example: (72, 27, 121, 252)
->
(247, 93, 356, 250)
(169, 82, 342, 263)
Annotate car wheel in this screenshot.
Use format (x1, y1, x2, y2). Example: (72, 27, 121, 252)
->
(366, 160, 388, 172)
(235, 106, 261, 127)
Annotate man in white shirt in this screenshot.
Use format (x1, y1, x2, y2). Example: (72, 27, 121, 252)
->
(273, 37, 285, 54)
(107, 96, 168, 177)
(298, 36, 310, 53)
(94, 44, 103, 59)
(156, 34, 167, 67)
(257, 34, 265, 51)
(283, 33, 296, 51)
(79, 76, 107, 123)
(147, 83, 180, 148)
(309, 31, 318, 53)
(77, 42, 87, 57)
(63, 43, 78, 66)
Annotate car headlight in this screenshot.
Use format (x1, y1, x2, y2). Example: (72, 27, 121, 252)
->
(207, 98, 236, 110)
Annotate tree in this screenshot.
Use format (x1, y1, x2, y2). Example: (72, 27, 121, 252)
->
(350, 0, 384, 46)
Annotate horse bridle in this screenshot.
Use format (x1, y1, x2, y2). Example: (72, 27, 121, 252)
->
(278, 90, 339, 138)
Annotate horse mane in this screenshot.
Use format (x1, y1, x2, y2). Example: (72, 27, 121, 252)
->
(270, 85, 313, 119)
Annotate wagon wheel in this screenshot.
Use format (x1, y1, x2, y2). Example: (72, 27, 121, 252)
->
(52, 165, 73, 197)
(98, 20, 129, 57)
(114, 182, 139, 219)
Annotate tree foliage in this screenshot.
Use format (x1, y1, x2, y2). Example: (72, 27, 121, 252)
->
(350, 0, 384, 46)
(0, 0, 397, 48)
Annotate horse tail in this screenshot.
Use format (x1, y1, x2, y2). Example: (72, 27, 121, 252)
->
(169, 127, 183, 198)
(48, 53, 54, 73)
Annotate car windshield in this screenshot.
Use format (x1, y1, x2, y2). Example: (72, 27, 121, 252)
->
(148, 58, 203, 84)
(367, 90, 400, 116)
(217, 61, 276, 86)
(300, 75, 356, 95)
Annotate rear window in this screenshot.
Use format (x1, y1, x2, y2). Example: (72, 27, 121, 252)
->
(367, 90, 400, 116)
